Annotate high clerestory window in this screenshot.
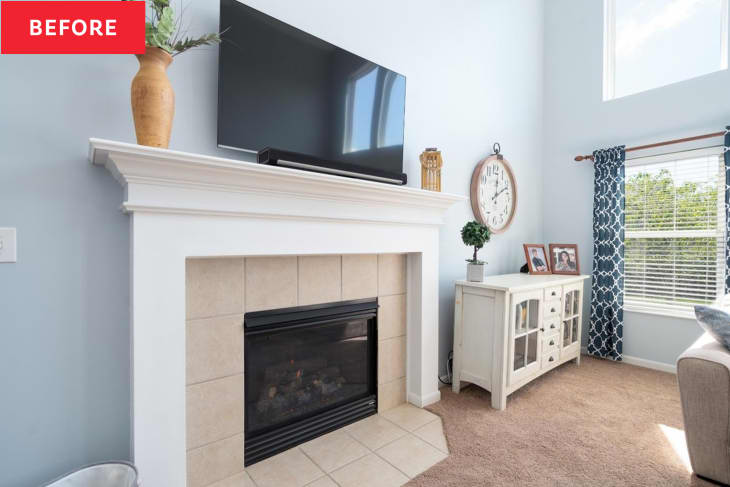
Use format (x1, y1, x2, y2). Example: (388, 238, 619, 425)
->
(603, 0, 729, 100)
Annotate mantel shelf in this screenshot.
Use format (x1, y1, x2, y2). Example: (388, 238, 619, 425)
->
(89, 138, 465, 225)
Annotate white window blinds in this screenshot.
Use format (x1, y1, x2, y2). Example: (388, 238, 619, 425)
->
(624, 147, 726, 315)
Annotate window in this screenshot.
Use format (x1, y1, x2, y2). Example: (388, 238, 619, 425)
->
(603, 0, 729, 100)
(624, 147, 726, 316)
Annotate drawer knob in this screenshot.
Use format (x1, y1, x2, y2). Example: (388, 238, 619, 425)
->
(551, 291, 556, 296)
(550, 308, 556, 313)
(549, 356, 554, 362)
(549, 340, 554, 346)
(550, 324, 556, 329)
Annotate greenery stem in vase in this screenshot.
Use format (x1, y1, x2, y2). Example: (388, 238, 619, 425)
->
(126, 0, 224, 56)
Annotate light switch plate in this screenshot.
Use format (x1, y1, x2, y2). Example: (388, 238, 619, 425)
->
(0, 228, 17, 263)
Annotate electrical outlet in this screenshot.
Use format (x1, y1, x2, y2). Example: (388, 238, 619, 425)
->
(0, 228, 17, 263)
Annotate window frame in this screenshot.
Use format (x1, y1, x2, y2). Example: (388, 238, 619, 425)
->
(603, 0, 730, 101)
(623, 146, 726, 319)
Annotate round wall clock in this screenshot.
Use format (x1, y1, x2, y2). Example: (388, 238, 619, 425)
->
(470, 144, 517, 233)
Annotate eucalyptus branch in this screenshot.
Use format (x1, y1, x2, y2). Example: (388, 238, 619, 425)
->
(127, 0, 223, 56)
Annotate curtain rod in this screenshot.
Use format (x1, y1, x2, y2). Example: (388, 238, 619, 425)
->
(573, 130, 726, 162)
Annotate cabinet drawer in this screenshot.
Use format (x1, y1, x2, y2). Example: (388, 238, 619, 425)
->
(542, 349, 560, 368)
(543, 317, 560, 334)
(544, 300, 561, 319)
(544, 286, 562, 301)
(543, 333, 559, 354)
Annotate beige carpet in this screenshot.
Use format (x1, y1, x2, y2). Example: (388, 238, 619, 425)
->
(408, 356, 720, 487)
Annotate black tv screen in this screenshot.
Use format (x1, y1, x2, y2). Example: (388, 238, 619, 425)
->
(218, 0, 406, 181)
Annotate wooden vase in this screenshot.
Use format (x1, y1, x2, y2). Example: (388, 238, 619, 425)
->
(131, 47, 174, 148)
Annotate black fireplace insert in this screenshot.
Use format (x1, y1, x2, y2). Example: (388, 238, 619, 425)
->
(243, 298, 378, 465)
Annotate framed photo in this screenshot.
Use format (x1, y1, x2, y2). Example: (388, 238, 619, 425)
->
(548, 244, 580, 275)
(523, 244, 551, 275)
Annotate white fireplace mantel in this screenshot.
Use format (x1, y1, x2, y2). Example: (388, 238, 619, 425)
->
(89, 138, 464, 486)
(89, 138, 462, 226)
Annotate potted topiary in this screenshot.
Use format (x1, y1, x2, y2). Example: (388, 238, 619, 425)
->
(461, 220, 490, 282)
(125, 0, 223, 148)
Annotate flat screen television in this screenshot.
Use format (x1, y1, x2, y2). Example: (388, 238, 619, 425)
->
(218, 0, 407, 184)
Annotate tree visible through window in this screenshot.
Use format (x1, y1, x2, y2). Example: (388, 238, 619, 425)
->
(624, 148, 725, 313)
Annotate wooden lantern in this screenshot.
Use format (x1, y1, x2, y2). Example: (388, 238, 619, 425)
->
(420, 148, 443, 192)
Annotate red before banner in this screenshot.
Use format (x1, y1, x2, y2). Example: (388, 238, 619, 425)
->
(0, 1, 146, 54)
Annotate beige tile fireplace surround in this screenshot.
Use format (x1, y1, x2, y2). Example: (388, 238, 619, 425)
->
(89, 139, 463, 486)
(185, 254, 409, 486)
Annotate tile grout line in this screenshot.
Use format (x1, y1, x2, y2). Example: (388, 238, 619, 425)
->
(296, 445, 330, 485)
(299, 430, 370, 481)
(411, 417, 449, 454)
(340, 417, 416, 480)
(361, 426, 411, 452)
(186, 430, 244, 454)
(321, 426, 399, 482)
(372, 448, 414, 481)
(369, 416, 446, 481)
(378, 292, 407, 298)
(186, 370, 244, 388)
(247, 470, 260, 487)
(204, 469, 256, 487)
(187, 311, 246, 322)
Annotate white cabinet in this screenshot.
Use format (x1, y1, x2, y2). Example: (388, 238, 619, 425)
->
(452, 273, 589, 410)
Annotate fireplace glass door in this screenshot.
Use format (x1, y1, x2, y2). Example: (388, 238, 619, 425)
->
(244, 299, 377, 465)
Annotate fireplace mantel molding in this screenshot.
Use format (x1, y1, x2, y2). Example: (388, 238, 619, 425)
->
(89, 138, 464, 486)
(89, 138, 463, 225)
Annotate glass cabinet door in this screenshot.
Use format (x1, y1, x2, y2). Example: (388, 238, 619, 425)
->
(513, 297, 540, 375)
(562, 289, 581, 347)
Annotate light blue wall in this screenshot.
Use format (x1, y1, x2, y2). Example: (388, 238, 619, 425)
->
(542, 0, 730, 367)
(0, 1, 544, 485)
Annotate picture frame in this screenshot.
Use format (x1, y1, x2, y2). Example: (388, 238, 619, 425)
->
(523, 244, 551, 275)
(548, 244, 580, 275)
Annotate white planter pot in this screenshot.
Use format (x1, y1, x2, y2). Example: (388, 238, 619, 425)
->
(467, 263, 485, 282)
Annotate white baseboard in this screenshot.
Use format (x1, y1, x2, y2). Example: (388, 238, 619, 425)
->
(408, 390, 441, 408)
(580, 347, 676, 374)
(622, 354, 676, 374)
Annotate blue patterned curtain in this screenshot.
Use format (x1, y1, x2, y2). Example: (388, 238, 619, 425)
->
(587, 146, 625, 361)
(725, 127, 730, 293)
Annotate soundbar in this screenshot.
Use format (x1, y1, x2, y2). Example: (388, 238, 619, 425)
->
(257, 148, 407, 185)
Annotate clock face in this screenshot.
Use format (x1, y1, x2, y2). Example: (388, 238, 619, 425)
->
(470, 155, 517, 233)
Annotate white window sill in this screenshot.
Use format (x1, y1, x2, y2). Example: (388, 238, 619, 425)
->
(624, 303, 697, 321)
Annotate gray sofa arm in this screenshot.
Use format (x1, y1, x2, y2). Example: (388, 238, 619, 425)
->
(677, 334, 730, 484)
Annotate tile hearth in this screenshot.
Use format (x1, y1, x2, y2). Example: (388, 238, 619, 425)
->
(244, 404, 448, 487)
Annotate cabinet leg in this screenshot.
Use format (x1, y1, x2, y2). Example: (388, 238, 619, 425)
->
(574, 354, 581, 366)
(452, 375, 461, 393)
(491, 389, 506, 410)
